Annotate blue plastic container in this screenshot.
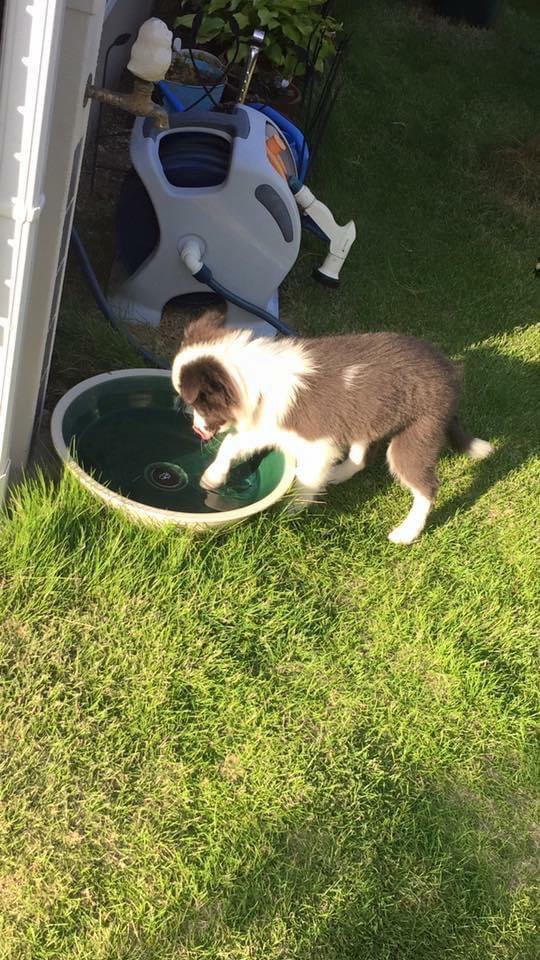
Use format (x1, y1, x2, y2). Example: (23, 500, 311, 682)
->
(248, 102, 309, 183)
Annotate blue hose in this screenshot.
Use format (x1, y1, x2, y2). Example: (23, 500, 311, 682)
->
(157, 80, 185, 113)
(194, 264, 296, 337)
(71, 227, 295, 376)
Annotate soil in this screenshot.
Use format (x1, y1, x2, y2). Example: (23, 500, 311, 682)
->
(167, 49, 226, 86)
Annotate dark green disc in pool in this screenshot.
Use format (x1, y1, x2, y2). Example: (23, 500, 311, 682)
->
(61, 374, 285, 514)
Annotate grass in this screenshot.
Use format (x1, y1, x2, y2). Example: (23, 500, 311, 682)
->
(1, 2, 540, 957)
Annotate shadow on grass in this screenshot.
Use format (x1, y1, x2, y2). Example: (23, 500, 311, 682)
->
(430, 344, 539, 533)
(126, 744, 536, 959)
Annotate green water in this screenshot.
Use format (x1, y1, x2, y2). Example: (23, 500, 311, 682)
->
(65, 376, 284, 514)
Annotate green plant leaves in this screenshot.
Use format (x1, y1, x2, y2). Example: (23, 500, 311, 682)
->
(175, 13, 227, 42)
(174, 14, 195, 28)
(234, 12, 251, 30)
(175, 1, 340, 77)
(256, 8, 280, 29)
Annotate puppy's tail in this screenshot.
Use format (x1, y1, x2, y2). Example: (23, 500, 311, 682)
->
(447, 416, 494, 460)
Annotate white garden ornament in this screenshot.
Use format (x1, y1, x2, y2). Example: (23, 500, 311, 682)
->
(127, 18, 172, 83)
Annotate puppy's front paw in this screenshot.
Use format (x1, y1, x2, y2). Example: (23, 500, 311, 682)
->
(200, 465, 227, 491)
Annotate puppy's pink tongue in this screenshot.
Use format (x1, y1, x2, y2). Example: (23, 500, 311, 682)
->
(193, 426, 214, 441)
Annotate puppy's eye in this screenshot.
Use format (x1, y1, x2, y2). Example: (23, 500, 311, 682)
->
(198, 391, 207, 404)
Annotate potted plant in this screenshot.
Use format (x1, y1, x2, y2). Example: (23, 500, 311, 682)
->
(174, 0, 341, 109)
(164, 46, 227, 111)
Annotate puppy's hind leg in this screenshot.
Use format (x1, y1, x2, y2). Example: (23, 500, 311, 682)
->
(328, 442, 367, 485)
(386, 419, 445, 544)
(447, 415, 494, 460)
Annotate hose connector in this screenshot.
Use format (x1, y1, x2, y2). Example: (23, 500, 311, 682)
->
(178, 236, 206, 276)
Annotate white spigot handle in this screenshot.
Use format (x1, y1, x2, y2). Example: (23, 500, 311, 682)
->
(127, 18, 172, 83)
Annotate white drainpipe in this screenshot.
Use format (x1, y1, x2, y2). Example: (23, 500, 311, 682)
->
(0, 0, 106, 503)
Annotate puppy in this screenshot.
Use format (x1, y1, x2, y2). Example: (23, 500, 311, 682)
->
(172, 312, 493, 543)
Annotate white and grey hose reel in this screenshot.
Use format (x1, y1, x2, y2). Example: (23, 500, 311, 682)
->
(104, 20, 356, 338)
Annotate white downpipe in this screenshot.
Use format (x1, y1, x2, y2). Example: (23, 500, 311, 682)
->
(0, 0, 66, 500)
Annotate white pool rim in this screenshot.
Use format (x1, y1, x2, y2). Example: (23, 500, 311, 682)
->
(50, 369, 296, 528)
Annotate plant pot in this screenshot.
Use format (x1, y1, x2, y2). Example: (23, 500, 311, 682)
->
(264, 82, 303, 120)
(162, 48, 225, 111)
(227, 64, 304, 120)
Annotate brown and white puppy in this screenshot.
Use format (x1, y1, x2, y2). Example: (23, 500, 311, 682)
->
(172, 312, 493, 543)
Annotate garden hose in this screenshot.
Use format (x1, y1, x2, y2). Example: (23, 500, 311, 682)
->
(192, 264, 296, 338)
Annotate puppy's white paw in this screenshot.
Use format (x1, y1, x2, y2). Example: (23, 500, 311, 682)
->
(468, 438, 494, 460)
(200, 465, 227, 490)
(387, 524, 419, 545)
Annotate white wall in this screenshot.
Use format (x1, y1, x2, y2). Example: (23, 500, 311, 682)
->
(0, 0, 158, 496)
(0, 0, 108, 493)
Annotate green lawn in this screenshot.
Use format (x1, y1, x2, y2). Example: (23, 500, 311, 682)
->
(1, 2, 539, 958)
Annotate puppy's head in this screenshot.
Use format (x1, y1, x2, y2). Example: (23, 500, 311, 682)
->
(177, 356, 240, 440)
(172, 310, 252, 439)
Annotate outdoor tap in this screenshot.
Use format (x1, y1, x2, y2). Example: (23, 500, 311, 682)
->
(84, 18, 172, 130)
(84, 76, 169, 129)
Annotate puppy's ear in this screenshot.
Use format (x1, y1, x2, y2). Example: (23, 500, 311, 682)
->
(180, 358, 240, 410)
(179, 364, 202, 404)
(182, 309, 226, 346)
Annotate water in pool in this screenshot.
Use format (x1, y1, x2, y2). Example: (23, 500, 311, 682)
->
(75, 405, 263, 513)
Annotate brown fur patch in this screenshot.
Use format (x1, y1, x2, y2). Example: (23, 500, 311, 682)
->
(281, 332, 465, 500)
(282, 333, 461, 448)
(180, 356, 240, 435)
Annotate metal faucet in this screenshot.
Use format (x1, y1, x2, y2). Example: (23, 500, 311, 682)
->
(84, 75, 169, 129)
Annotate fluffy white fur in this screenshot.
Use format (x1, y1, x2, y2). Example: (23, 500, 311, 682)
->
(173, 330, 314, 426)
